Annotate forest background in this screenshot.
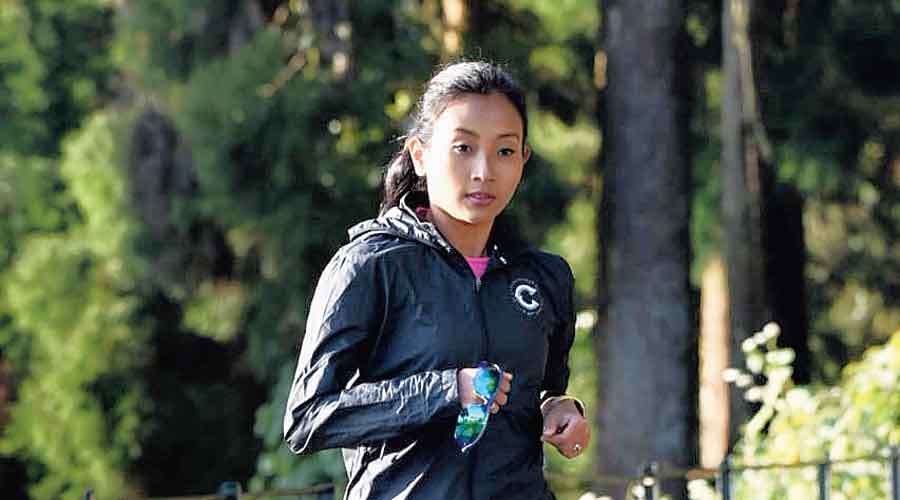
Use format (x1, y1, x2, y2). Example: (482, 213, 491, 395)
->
(0, 1, 898, 499)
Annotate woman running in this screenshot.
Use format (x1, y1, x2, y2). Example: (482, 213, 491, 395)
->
(284, 60, 591, 500)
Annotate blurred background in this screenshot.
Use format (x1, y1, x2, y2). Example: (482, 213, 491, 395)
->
(0, 1, 897, 499)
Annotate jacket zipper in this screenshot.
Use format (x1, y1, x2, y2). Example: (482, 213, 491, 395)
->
(443, 250, 487, 500)
(468, 262, 489, 358)
(470, 271, 483, 500)
(468, 258, 494, 500)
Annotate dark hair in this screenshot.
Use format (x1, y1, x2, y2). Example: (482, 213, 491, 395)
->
(380, 61, 528, 214)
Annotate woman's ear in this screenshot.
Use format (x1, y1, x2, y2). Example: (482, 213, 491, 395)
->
(407, 136, 427, 177)
(522, 144, 532, 165)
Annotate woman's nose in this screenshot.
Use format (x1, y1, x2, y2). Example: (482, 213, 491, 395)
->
(471, 152, 494, 181)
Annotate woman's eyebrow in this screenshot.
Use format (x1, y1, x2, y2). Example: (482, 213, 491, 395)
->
(453, 127, 520, 141)
(453, 127, 479, 137)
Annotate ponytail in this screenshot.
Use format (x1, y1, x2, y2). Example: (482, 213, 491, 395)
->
(380, 143, 425, 215)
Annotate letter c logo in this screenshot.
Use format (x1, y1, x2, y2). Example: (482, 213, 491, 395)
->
(510, 278, 542, 317)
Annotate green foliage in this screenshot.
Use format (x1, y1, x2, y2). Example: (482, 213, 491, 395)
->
(544, 194, 597, 302)
(0, 0, 115, 155)
(0, 1, 49, 152)
(689, 327, 900, 500)
(112, 0, 238, 89)
(507, 0, 598, 42)
(0, 154, 74, 270)
(755, 0, 900, 378)
(0, 113, 149, 499)
(250, 365, 346, 493)
(182, 281, 247, 342)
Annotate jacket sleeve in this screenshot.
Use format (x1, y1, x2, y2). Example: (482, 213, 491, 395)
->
(540, 257, 576, 402)
(283, 248, 460, 455)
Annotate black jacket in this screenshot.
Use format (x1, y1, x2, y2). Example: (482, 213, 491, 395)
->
(283, 192, 577, 500)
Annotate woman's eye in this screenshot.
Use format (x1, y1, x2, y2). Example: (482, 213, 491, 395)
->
(452, 144, 471, 153)
(498, 148, 516, 157)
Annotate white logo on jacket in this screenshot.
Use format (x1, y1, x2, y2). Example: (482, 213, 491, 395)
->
(510, 278, 542, 318)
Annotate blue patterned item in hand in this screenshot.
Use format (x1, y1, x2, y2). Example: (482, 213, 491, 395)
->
(454, 361, 502, 453)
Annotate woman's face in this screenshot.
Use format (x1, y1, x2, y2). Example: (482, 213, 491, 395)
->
(410, 92, 530, 229)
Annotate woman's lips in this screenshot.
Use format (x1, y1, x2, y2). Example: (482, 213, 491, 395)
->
(465, 192, 496, 206)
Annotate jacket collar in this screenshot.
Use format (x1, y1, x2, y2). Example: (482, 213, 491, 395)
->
(348, 191, 532, 263)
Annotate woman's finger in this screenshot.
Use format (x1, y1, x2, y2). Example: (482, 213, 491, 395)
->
(490, 402, 500, 414)
(494, 391, 508, 407)
(556, 419, 590, 459)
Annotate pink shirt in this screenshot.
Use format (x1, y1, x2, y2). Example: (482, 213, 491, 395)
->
(416, 206, 490, 280)
(465, 256, 490, 280)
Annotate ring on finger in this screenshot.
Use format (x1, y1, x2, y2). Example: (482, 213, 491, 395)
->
(573, 443, 583, 454)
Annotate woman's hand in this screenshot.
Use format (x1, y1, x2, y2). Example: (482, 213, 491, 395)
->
(541, 398, 591, 459)
(457, 367, 513, 414)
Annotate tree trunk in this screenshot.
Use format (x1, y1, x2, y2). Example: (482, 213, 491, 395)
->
(720, 0, 771, 447)
(440, 0, 466, 58)
(699, 257, 730, 468)
(596, 1, 694, 498)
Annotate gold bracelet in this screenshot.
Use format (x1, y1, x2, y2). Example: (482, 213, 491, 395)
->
(540, 395, 586, 417)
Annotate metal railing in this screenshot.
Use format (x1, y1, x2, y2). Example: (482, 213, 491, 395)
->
(632, 446, 900, 500)
(82, 446, 900, 500)
(82, 482, 335, 500)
